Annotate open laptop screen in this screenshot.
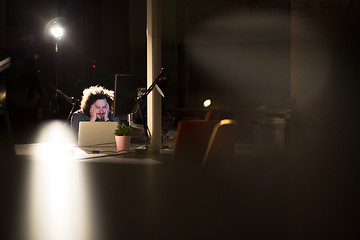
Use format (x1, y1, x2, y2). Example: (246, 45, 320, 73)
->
(78, 122, 118, 147)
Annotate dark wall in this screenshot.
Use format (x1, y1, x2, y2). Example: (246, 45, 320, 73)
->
(163, 0, 291, 109)
(126, 0, 291, 111)
(290, 0, 360, 149)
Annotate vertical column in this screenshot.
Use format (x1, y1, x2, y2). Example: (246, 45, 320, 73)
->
(147, 0, 162, 151)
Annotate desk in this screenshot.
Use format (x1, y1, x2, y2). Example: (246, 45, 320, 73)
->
(12, 143, 181, 240)
(4, 141, 311, 240)
(3, 142, 354, 239)
(15, 143, 168, 165)
(13, 143, 280, 240)
(10, 143, 257, 240)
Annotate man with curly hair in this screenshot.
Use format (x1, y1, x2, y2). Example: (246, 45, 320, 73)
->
(71, 85, 120, 135)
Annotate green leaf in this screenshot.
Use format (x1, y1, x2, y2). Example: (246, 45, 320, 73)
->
(114, 123, 132, 136)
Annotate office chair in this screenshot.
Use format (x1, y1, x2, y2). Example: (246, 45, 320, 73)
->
(173, 120, 218, 168)
(201, 119, 237, 168)
(204, 110, 212, 121)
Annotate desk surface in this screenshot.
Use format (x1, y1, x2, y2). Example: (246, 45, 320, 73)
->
(11, 142, 256, 240)
(14, 143, 172, 165)
(4, 142, 349, 239)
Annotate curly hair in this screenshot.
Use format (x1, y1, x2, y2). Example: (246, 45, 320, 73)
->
(80, 85, 115, 117)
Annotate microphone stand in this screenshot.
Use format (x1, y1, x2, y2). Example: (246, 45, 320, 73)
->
(135, 95, 150, 148)
(55, 88, 80, 122)
(134, 68, 167, 149)
(43, 74, 80, 121)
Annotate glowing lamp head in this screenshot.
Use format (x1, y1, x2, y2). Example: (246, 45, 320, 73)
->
(50, 23, 64, 40)
(203, 99, 212, 108)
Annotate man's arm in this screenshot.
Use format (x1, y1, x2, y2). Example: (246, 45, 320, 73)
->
(71, 111, 88, 136)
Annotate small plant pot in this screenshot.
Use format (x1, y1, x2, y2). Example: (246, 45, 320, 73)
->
(115, 135, 131, 152)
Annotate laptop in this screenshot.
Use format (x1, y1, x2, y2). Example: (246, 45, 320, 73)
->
(78, 121, 118, 147)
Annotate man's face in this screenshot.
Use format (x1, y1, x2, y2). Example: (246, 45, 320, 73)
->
(93, 99, 108, 120)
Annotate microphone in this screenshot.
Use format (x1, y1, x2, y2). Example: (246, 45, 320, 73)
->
(154, 69, 170, 97)
(136, 68, 171, 100)
(154, 68, 170, 83)
(70, 96, 81, 103)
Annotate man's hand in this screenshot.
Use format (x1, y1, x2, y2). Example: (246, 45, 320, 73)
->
(90, 104, 97, 121)
(104, 103, 110, 122)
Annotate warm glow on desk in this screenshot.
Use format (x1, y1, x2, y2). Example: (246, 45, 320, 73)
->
(25, 121, 95, 240)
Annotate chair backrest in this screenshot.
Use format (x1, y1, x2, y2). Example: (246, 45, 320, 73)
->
(204, 110, 212, 121)
(173, 120, 218, 168)
(202, 119, 237, 168)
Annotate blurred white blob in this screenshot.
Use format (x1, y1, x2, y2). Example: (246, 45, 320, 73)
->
(33, 121, 76, 161)
(25, 120, 96, 240)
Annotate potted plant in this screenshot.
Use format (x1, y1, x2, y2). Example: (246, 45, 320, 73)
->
(114, 123, 132, 152)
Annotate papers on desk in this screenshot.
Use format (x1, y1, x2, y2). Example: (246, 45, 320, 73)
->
(14, 143, 162, 165)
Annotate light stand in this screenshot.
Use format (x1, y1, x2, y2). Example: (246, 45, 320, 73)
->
(49, 20, 64, 114)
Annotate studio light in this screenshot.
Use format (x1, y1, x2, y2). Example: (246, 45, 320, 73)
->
(203, 99, 212, 108)
(45, 18, 65, 53)
(50, 24, 64, 40)
(45, 18, 67, 113)
(50, 22, 63, 53)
